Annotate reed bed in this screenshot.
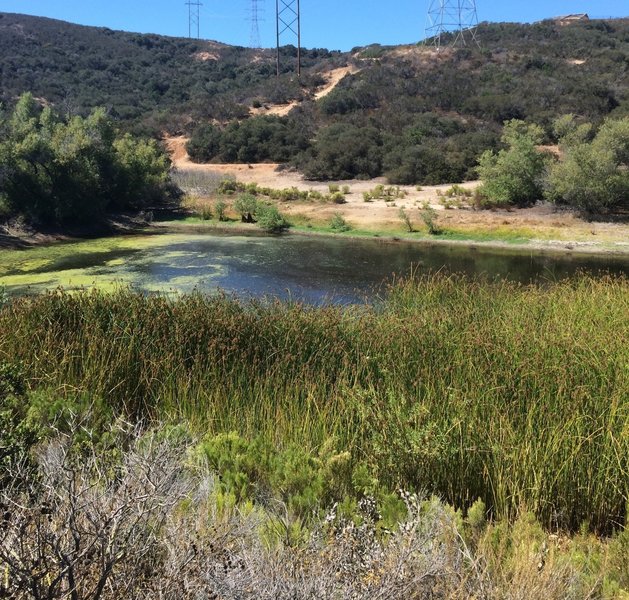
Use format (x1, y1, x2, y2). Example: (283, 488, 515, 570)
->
(170, 168, 229, 196)
(0, 274, 627, 532)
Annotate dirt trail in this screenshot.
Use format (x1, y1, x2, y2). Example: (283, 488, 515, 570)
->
(250, 65, 360, 117)
(314, 65, 360, 100)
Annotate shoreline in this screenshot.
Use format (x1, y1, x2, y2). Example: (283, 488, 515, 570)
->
(2, 204, 629, 260)
(2, 218, 629, 260)
(151, 219, 629, 259)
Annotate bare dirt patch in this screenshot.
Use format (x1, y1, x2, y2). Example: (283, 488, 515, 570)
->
(314, 66, 360, 99)
(193, 51, 219, 62)
(165, 137, 629, 252)
(250, 65, 361, 117)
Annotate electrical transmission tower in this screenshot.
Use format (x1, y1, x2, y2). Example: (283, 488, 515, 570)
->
(276, 0, 301, 77)
(249, 0, 263, 48)
(185, 0, 202, 39)
(426, 0, 479, 49)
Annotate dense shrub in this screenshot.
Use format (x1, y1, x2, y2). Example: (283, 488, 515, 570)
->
(256, 204, 290, 233)
(185, 123, 222, 163)
(477, 119, 550, 206)
(547, 117, 629, 214)
(187, 116, 310, 164)
(299, 124, 383, 180)
(0, 94, 177, 226)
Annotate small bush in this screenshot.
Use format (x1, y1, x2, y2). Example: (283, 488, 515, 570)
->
(256, 204, 290, 233)
(444, 184, 472, 198)
(420, 206, 442, 234)
(218, 179, 243, 195)
(398, 208, 414, 232)
(330, 213, 351, 232)
(234, 193, 258, 223)
(214, 199, 227, 221)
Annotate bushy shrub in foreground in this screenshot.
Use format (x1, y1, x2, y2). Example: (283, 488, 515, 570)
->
(1, 423, 626, 599)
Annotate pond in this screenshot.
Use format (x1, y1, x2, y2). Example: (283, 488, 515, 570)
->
(1, 231, 628, 304)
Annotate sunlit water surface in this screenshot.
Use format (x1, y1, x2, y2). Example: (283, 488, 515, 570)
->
(1, 232, 627, 304)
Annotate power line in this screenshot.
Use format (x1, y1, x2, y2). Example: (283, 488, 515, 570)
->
(249, 0, 263, 49)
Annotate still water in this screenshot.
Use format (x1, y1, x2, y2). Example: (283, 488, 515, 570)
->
(1, 232, 627, 304)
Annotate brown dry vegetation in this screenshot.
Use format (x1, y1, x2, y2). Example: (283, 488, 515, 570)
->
(167, 136, 629, 251)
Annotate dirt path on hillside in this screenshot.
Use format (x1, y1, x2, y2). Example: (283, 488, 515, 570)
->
(314, 66, 360, 99)
(250, 65, 360, 117)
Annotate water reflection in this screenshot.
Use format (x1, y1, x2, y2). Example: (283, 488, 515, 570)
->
(2, 232, 628, 304)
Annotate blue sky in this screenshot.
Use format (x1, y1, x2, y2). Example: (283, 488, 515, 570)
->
(1, 1, 627, 50)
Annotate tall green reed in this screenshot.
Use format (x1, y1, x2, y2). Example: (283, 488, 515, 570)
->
(0, 274, 626, 532)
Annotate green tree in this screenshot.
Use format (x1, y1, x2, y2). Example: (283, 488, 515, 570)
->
(547, 118, 629, 214)
(113, 134, 172, 210)
(186, 123, 222, 163)
(233, 193, 258, 223)
(300, 124, 383, 180)
(0, 93, 176, 226)
(477, 119, 548, 207)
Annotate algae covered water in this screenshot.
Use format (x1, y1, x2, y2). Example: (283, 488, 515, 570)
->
(1, 232, 628, 303)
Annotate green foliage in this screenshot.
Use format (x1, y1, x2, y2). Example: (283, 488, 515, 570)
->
(299, 124, 383, 180)
(233, 193, 258, 223)
(196, 432, 351, 517)
(256, 204, 290, 233)
(547, 118, 629, 214)
(0, 362, 40, 488)
(398, 207, 413, 232)
(185, 123, 222, 163)
(112, 133, 173, 210)
(214, 198, 227, 221)
(217, 179, 241, 195)
(198, 204, 213, 220)
(330, 213, 351, 232)
(188, 116, 310, 164)
(0, 93, 176, 226)
(477, 119, 549, 207)
(420, 205, 441, 234)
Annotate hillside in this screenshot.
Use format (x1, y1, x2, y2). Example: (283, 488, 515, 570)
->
(0, 12, 343, 135)
(1, 13, 629, 184)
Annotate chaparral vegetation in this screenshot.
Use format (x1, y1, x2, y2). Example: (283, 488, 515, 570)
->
(1, 9, 629, 599)
(1, 273, 628, 597)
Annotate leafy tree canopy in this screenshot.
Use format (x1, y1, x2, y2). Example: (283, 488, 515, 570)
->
(477, 119, 549, 206)
(0, 93, 177, 226)
(547, 118, 629, 214)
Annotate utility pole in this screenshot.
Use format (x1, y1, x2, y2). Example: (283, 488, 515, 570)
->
(276, 0, 301, 77)
(426, 0, 479, 48)
(185, 0, 202, 39)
